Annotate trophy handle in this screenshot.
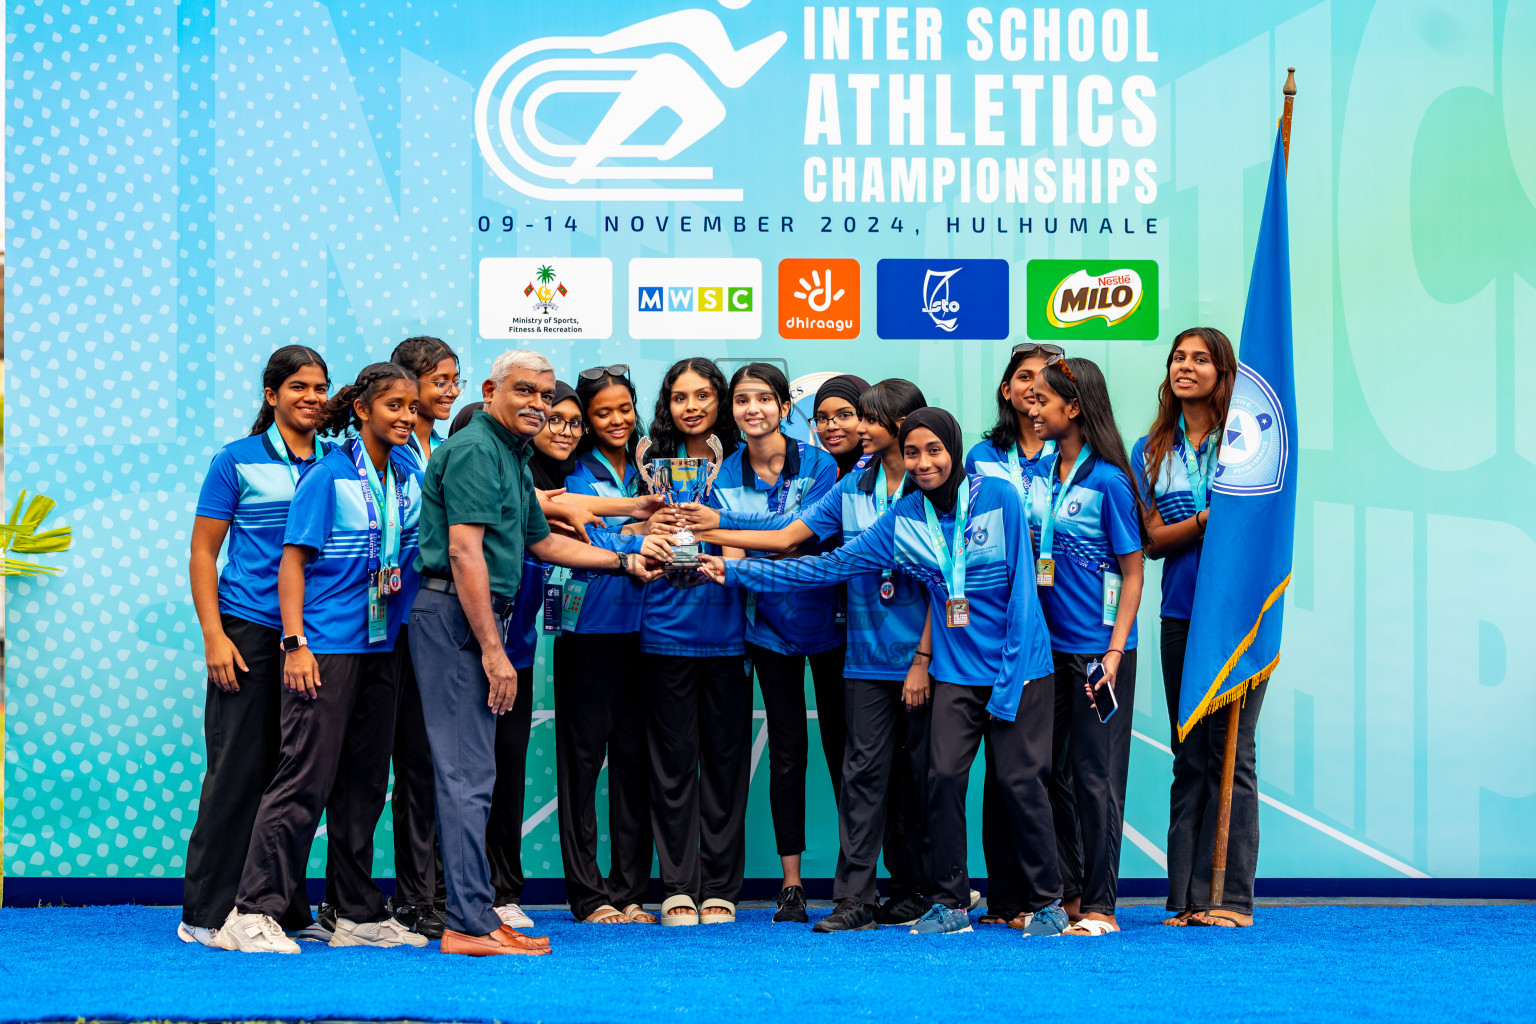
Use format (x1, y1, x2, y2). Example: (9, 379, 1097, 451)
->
(703, 434, 725, 497)
(633, 437, 656, 494)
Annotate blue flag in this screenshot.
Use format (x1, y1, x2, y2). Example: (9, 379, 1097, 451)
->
(1178, 126, 1297, 741)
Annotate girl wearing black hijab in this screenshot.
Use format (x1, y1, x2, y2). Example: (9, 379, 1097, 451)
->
(812, 374, 871, 478)
(702, 408, 1068, 937)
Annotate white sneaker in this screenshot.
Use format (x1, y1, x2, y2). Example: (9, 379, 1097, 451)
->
(177, 921, 222, 948)
(329, 916, 429, 948)
(221, 908, 301, 954)
(969, 890, 982, 911)
(494, 903, 535, 929)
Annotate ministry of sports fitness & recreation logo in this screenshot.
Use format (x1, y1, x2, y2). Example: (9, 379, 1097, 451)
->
(1026, 259, 1160, 341)
(474, 3, 786, 203)
(478, 257, 613, 339)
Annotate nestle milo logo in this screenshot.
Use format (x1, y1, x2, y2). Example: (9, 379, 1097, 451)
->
(1026, 259, 1159, 341)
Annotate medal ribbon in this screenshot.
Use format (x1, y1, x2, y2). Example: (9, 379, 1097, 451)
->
(267, 423, 303, 487)
(1004, 439, 1056, 500)
(922, 475, 972, 601)
(1176, 413, 1217, 513)
(1039, 444, 1094, 562)
(873, 462, 905, 593)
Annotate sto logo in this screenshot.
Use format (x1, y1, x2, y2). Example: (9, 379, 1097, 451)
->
(475, 4, 786, 202)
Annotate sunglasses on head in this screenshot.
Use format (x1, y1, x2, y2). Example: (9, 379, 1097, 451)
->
(1042, 351, 1079, 386)
(1010, 342, 1066, 359)
(578, 363, 630, 381)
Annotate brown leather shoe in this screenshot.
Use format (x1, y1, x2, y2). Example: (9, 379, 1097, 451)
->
(441, 927, 552, 956)
(499, 925, 552, 949)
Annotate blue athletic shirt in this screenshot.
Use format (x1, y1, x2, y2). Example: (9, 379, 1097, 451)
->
(725, 475, 1053, 721)
(561, 451, 646, 635)
(965, 438, 1056, 500)
(195, 432, 334, 629)
(1130, 434, 1209, 621)
(714, 440, 840, 656)
(719, 458, 925, 681)
(1024, 451, 1142, 654)
(402, 428, 447, 474)
(640, 458, 746, 659)
(283, 441, 424, 654)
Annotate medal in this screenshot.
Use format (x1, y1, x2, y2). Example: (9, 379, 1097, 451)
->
(387, 566, 402, 595)
(945, 597, 970, 628)
(1036, 557, 1055, 587)
(880, 577, 895, 601)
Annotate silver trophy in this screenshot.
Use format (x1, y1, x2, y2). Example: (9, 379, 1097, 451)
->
(635, 434, 724, 572)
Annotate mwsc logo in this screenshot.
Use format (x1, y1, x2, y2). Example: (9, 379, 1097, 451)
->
(474, 4, 786, 203)
(629, 258, 762, 339)
(1026, 259, 1159, 341)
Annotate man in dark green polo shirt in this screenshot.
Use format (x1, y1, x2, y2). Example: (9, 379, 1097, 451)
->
(408, 348, 662, 957)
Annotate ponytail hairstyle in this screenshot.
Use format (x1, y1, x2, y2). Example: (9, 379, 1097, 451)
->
(390, 335, 458, 380)
(984, 346, 1033, 450)
(648, 357, 741, 459)
(248, 345, 329, 436)
(574, 369, 645, 464)
(316, 362, 419, 437)
(1039, 357, 1143, 520)
(1141, 327, 1237, 499)
(858, 378, 927, 436)
(728, 361, 793, 428)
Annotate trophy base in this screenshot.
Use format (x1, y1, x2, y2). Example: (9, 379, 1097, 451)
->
(669, 543, 701, 568)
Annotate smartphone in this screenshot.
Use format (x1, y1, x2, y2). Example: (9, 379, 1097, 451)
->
(1087, 660, 1118, 724)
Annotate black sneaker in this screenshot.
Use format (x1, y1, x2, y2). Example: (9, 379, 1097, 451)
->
(317, 901, 338, 933)
(772, 884, 809, 923)
(416, 903, 447, 940)
(386, 897, 422, 931)
(875, 892, 931, 926)
(813, 898, 878, 933)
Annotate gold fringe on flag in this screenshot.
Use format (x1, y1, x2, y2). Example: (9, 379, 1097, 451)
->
(1176, 572, 1292, 743)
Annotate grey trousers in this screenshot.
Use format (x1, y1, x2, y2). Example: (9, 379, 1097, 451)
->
(408, 586, 504, 937)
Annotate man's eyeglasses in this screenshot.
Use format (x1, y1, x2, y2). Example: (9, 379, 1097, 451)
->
(813, 409, 859, 428)
(1011, 342, 1066, 359)
(578, 363, 630, 381)
(546, 414, 585, 436)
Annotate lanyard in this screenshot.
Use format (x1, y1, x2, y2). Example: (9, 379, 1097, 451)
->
(1039, 444, 1093, 561)
(267, 423, 305, 487)
(768, 444, 810, 515)
(598, 451, 635, 498)
(351, 439, 401, 572)
(1176, 414, 1217, 513)
(922, 478, 971, 600)
(873, 462, 905, 594)
(1004, 439, 1056, 499)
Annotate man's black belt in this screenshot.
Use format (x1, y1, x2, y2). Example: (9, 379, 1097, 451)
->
(419, 575, 515, 618)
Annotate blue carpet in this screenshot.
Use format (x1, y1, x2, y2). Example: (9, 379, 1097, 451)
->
(0, 904, 1527, 1022)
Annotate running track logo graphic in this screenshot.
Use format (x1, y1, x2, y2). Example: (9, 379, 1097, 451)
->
(474, 3, 787, 202)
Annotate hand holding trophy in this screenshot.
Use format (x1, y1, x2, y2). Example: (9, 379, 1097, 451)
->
(633, 434, 724, 588)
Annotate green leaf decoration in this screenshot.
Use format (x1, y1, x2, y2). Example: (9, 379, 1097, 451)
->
(1, 489, 73, 577)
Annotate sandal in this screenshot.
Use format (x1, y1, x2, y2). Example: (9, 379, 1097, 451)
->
(1162, 910, 1195, 927)
(583, 904, 628, 924)
(1063, 918, 1118, 936)
(621, 903, 657, 924)
(1190, 909, 1252, 928)
(660, 894, 698, 927)
(699, 898, 736, 924)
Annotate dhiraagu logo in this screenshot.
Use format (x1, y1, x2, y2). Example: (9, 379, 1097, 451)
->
(630, 257, 761, 339)
(1027, 259, 1159, 341)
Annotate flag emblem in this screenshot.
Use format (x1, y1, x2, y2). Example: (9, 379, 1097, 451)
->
(1214, 363, 1288, 496)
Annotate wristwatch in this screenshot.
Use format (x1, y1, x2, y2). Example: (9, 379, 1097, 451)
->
(279, 634, 308, 652)
(612, 551, 630, 576)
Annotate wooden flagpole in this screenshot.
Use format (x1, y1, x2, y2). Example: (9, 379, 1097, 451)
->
(1209, 66, 1295, 910)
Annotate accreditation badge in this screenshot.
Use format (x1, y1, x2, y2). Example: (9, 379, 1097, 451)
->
(1101, 570, 1123, 627)
(944, 597, 970, 628)
(367, 575, 387, 644)
(1035, 558, 1056, 587)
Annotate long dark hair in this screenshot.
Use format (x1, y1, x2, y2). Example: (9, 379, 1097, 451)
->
(984, 347, 1031, 450)
(316, 362, 418, 437)
(859, 378, 927, 435)
(248, 345, 328, 436)
(1141, 327, 1237, 498)
(574, 370, 645, 465)
(390, 335, 458, 380)
(1039, 357, 1143, 518)
(648, 357, 740, 459)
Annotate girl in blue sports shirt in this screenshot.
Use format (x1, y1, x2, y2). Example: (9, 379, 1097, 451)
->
(683, 379, 934, 931)
(640, 357, 749, 926)
(702, 408, 1069, 938)
(713, 363, 840, 923)
(1026, 356, 1146, 937)
(375, 334, 461, 939)
(224, 362, 427, 954)
(1132, 327, 1261, 929)
(965, 341, 1067, 929)
(183, 346, 331, 947)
